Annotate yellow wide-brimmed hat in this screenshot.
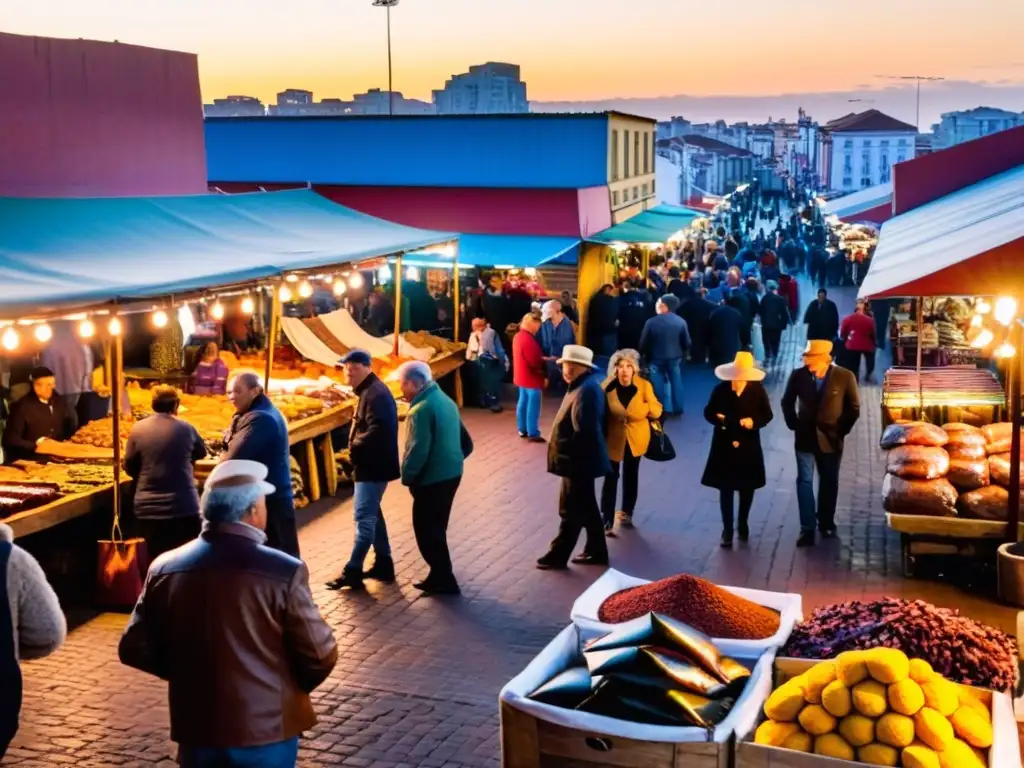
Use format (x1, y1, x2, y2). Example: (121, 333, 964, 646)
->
(714, 351, 765, 382)
(803, 340, 834, 357)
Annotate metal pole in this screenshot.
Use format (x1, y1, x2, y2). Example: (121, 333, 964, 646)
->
(393, 256, 403, 356)
(386, 5, 393, 116)
(452, 246, 463, 407)
(264, 287, 281, 389)
(915, 297, 924, 412)
(1009, 320, 1022, 543)
(110, 322, 123, 526)
(915, 79, 921, 132)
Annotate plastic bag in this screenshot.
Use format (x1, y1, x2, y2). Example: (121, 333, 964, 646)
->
(942, 422, 984, 438)
(989, 453, 1024, 487)
(881, 473, 958, 516)
(983, 422, 1013, 444)
(586, 613, 728, 681)
(885, 445, 950, 480)
(947, 459, 990, 491)
(957, 486, 1011, 521)
(879, 422, 948, 449)
(946, 442, 987, 461)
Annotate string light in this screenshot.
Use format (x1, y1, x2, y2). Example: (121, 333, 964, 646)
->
(349, 273, 365, 289)
(376, 266, 391, 282)
(333, 281, 347, 297)
(995, 297, 1017, 327)
(108, 317, 123, 336)
(278, 285, 293, 303)
(970, 314, 983, 328)
(298, 281, 314, 299)
(240, 296, 255, 315)
(1, 328, 18, 351)
(405, 266, 420, 281)
(34, 324, 53, 343)
(976, 299, 992, 315)
(995, 342, 1016, 359)
(971, 328, 994, 349)
(152, 310, 169, 329)
(284, 274, 300, 283)
(78, 320, 95, 339)
(210, 302, 225, 321)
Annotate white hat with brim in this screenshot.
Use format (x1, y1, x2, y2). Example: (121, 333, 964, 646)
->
(556, 344, 598, 369)
(714, 351, 765, 382)
(207, 459, 276, 496)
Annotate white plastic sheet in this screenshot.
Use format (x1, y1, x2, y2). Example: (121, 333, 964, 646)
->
(278, 317, 344, 368)
(499, 623, 774, 744)
(318, 308, 394, 358)
(570, 568, 802, 658)
(381, 333, 434, 362)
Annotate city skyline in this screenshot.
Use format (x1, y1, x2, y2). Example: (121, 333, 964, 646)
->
(5, 0, 1023, 115)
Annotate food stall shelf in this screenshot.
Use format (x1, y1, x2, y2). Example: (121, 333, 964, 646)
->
(881, 366, 1005, 424)
(886, 513, 1022, 578)
(5, 482, 130, 540)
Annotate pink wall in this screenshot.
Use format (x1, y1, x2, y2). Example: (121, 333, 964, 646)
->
(0, 33, 207, 197)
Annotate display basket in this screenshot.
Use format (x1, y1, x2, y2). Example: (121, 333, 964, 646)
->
(570, 568, 803, 657)
(499, 623, 775, 768)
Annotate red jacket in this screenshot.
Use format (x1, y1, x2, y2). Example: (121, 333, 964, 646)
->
(512, 330, 546, 389)
(777, 276, 799, 315)
(840, 311, 877, 353)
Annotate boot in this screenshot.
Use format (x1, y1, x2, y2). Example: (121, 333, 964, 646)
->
(325, 566, 366, 591)
(738, 511, 750, 542)
(363, 556, 395, 583)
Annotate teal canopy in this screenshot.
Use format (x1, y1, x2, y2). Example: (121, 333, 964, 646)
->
(0, 189, 455, 318)
(585, 204, 704, 245)
(401, 234, 579, 269)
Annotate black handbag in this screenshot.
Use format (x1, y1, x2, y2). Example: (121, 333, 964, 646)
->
(645, 419, 676, 462)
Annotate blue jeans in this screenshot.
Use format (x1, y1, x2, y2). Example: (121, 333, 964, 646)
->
(178, 738, 299, 767)
(648, 358, 685, 415)
(516, 387, 542, 437)
(473, 357, 503, 408)
(795, 451, 841, 535)
(346, 480, 390, 571)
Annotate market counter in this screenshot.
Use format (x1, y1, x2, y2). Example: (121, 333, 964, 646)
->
(5, 482, 129, 539)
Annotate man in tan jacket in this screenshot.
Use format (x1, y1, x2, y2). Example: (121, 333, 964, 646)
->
(119, 460, 337, 767)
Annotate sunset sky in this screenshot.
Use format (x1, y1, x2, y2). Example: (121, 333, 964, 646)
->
(4, 0, 1023, 105)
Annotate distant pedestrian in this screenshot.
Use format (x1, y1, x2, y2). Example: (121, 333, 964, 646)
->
(803, 288, 840, 342)
(617, 278, 655, 351)
(466, 317, 507, 412)
(586, 284, 620, 372)
(708, 302, 743, 367)
(759, 281, 790, 364)
(0, 523, 66, 761)
(537, 345, 611, 570)
(326, 350, 400, 592)
(119, 460, 338, 768)
(397, 362, 470, 595)
(512, 313, 546, 442)
(702, 351, 773, 547)
(540, 300, 576, 394)
(639, 294, 690, 416)
(839, 300, 877, 383)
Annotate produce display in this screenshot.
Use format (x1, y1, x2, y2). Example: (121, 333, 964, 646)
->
(399, 331, 466, 358)
(0, 482, 62, 517)
(885, 446, 949, 480)
(754, 648, 993, 767)
(597, 573, 781, 640)
(0, 462, 114, 496)
(69, 417, 134, 448)
(881, 474, 958, 517)
(781, 598, 1018, 693)
(528, 613, 750, 727)
(880, 423, 949, 450)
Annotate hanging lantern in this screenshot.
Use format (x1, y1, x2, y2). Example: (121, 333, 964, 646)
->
(152, 310, 169, 328)
(1, 327, 18, 351)
(108, 317, 123, 336)
(78, 319, 95, 339)
(34, 324, 53, 343)
(240, 296, 255, 315)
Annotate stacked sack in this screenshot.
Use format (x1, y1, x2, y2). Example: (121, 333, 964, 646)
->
(957, 423, 1024, 521)
(754, 648, 993, 767)
(880, 423, 957, 517)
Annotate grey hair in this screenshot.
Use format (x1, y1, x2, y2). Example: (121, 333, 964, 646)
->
(231, 371, 263, 391)
(201, 482, 263, 524)
(397, 360, 432, 389)
(607, 348, 641, 380)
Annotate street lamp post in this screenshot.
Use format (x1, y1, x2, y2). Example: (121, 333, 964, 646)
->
(371, 0, 400, 116)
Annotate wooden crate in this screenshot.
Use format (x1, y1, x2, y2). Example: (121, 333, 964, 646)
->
(500, 700, 729, 768)
(734, 658, 1010, 768)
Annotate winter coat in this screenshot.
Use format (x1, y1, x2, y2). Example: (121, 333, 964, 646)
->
(539, 317, 576, 360)
(782, 365, 861, 454)
(587, 292, 620, 357)
(708, 305, 743, 367)
(804, 299, 841, 341)
(401, 382, 468, 488)
(701, 382, 773, 491)
(547, 370, 610, 479)
(512, 330, 546, 389)
(759, 292, 790, 331)
(639, 313, 691, 362)
(603, 376, 663, 463)
(840, 312, 877, 353)
(124, 414, 207, 519)
(2, 392, 74, 464)
(348, 373, 401, 483)
(777, 275, 800, 316)
(618, 290, 655, 351)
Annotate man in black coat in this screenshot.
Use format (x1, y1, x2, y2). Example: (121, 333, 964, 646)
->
(667, 268, 696, 305)
(327, 350, 401, 591)
(617, 278, 654, 351)
(680, 290, 715, 365)
(708, 302, 743, 367)
(2, 367, 74, 464)
(759, 280, 790, 364)
(537, 345, 610, 570)
(782, 340, 860, 547)
(803, 288, 841, 342)
(586, 284, 619, 371)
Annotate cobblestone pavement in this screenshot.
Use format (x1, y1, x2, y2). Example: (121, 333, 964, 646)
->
(6, 282, 1016, 767)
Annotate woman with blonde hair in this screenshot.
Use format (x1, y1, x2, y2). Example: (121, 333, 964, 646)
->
(600, 349, 662, 534)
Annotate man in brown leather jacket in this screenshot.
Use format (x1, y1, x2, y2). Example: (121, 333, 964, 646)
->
(118, 460, 337, 767)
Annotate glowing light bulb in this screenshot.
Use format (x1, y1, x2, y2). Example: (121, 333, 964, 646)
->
(333, 281, 347, 297)
(348, 272, 364, 290)
(240, 296, 255, 315)
(278, 285, 293, 303)
(78, 320, 95, 339)
(298, 281, 314, 299)
(995, 297, 1017, 327)
(976, 299, 992, 315)
(970, 314, 983, 328)
(324, 275, 334, 285)
(405, 266, 420, 281)
(1, 327, 18, 351)
(152, 310, 169, 328)
(284, 274, 299, 283)
(971, 328, 994, 349)
(34, 324, 52, 343)
(210, 302, 225, 321)
(108, 317, 123, 336)
(994, 342, 1016, 359)
(524, 267, 537, 278)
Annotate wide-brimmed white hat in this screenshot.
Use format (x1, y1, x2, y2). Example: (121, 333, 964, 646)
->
(207, 459, 276, 495)
(557, 344, 597, 369)
(714, 351, 765, 382)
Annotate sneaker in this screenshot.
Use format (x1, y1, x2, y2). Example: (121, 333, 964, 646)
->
(325, 567, 366, 591)
(616, 511, 634, 528)
(796, 532, 816, 548)
(518, 432, 528, 439)
(363, 556, 395, 583)
(527, 436, 546, 444)
(571, 553, 609, 566)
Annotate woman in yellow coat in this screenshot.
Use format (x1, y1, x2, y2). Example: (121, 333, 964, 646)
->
(601, 349, 663, 535)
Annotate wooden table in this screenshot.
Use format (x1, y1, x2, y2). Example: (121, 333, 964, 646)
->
(887, 512, 1021, 577)
(5, 482, 129, 540)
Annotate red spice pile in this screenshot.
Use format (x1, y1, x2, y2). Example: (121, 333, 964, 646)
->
(597, 574, 781, 640)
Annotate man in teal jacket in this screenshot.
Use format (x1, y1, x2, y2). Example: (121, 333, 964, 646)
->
(399, 361, 472, 595)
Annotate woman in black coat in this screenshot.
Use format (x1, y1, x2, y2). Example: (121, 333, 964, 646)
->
(701, 351, 773, 548)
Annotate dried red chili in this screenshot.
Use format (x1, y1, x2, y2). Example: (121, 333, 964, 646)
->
(597, 574, 781, 640)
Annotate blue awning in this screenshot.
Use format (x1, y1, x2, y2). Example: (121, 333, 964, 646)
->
(586, 204, 704, 245)
(400, 234, 580, 269)
(0, 189, 455, 318)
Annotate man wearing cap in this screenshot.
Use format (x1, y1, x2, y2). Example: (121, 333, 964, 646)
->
(782, 340, 860, 547)
(2, 367, 74, 464)
(326, 350, 400, 592)
(537, 345, 611, 570)
(223, 372, 299, 557)
(119, 459, 337, 767)
(759, 280, 790, 365)
(639, 294, 691, 416)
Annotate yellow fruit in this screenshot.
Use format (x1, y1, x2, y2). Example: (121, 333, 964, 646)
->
(821, 679, 852, 718)
(864, 648, 910, 684)
(958, 691, 992, 723)
(876, 712, 915, 748)
(754, 720, 802, 747)
(902, 741, 941, 768)
(949, 705, 994, 749)
(765, 680, 806, 722)
(852, 680, 888, 717)
(838, 714, 875, 747)
(798, 704, 837, 736)
(888, 678, 925, 716)
(802, 661, 837, 704)
(920, 677, 959, 716)
(859, 742, 900, 766)
(837, 650, 869, 687)
(937, 738, 987, 768)
(909, 658, 934, 683)
(913, 707, 954, 751)
(814, 733, 855, 760)
(781, 730, 813, 752)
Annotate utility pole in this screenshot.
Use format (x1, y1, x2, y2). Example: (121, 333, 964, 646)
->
(372, 0, 400, 116)
(874, 75, 946, 131)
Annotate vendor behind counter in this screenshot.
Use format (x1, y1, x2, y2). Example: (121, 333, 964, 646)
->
(1, 367, 75, 464)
